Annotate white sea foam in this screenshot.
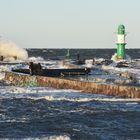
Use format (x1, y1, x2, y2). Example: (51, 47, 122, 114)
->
(28, 56, 44, 62)
(107, 53, 140, 75)
(22, 135, 71, 140)
(0, 41, 28, 60)
(42, 96, 140, 102)
(0, 86, 139, 103)
(126, 102, 138, 105)
(0, 64, 26, 80)
(1, 135, 71, 140)
(111, 53, 131, 63)
(102, 64, 140, 75)
(95, 58, 105, 62)
(0, 65, 13, 72)
(93, 98, 140, 102)
(0, 65, 15, 80)
(85, 59, 93, 68)
(41, 96, 94, 102)
(0, 73, 5, 80)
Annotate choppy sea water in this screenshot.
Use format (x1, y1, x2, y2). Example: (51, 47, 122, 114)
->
(0, 86, 140, 140)
(27, 48, 140, 60)
(0, 49, 140, 140)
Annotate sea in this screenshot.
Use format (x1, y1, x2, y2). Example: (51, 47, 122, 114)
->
(0, 49, 140, 140)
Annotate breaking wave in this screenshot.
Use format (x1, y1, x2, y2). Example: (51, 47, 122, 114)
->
(111, 53, 131, 62)
(0, 86, 140, 103)
(21, 135, 71, 140)
(0, 41, 28, 60)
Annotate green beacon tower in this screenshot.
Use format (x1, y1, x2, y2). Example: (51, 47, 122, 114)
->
(65, 49, 71, 59)
(116, 24, 126, 59)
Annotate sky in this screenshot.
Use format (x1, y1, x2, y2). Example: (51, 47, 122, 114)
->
(0, 0, 140, 48)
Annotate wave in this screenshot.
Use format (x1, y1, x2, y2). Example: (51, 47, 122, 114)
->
(93, 98, 140, 102)
(7, 135, 71, 140)
(102, 64, 140, 74)
(0, 86, 140, 103)
(0, 41, 28, 60)
(111, 53, 131, 62)
(33, 96, 140, 103)
(28, 56, 44, 62)
(32, 96, 94, 102)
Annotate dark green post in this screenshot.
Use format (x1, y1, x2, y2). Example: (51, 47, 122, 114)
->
(65, 49, 71, 59)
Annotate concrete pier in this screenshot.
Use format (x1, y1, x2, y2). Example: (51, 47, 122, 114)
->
(4, 72, 140, 98)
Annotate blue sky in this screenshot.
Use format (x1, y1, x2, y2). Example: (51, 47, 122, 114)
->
(0, 0, 140, 48)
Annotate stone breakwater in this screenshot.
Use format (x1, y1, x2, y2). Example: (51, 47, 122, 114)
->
(4, 72, 140, 98)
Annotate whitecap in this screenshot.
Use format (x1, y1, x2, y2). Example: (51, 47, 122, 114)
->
(18, 135, 71, 140)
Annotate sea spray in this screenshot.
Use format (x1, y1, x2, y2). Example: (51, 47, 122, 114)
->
(111, 53, 131, 63)
(0, 41, 28, 60)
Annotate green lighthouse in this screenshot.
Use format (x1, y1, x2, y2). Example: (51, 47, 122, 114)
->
(116, 24, 126, 59)
(65, 49, 71, 59)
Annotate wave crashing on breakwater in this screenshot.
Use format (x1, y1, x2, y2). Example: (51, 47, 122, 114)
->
(0, 41, 28, 61)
